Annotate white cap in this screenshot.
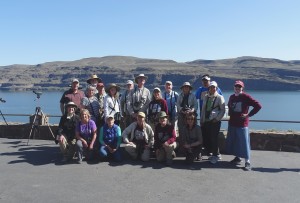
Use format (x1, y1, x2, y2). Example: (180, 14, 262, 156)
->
(126, 80, 134, 85)
(72, 78, 79, 83)
(209, 81, 218, 87)
(153, 87, 161, 92)
(165, 81, 172, 85)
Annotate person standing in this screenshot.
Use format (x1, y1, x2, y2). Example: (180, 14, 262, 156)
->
(176, 82, 198, 139)
(195, 74, 222, 117)
(200, 81, 225, 164)
(81, 86, 100, 124)
(148, 87, 168, 130)
(95, 82, 107, 129)
(226, 80, 262, 171)
(162, 81, 179, 135)
(86, 74, 102, 94)
(99, 115, 122, 162)
(120, 80, 134, 129)
(104, 83, 121, 126)
(127, 74, 151, 122)
(60, 78, 85, 115)
(154, 111, 177, 166)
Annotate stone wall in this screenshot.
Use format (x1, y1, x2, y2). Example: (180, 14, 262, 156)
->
(0, 124, 300, 153)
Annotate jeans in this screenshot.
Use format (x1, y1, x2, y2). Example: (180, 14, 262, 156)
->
(99, 145, 122, 162)
(201, 121, 221, 156)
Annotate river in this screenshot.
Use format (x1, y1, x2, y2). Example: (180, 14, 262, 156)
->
(0, 90, 299, 131)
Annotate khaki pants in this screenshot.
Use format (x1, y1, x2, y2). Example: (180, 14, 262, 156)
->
(125, 144, 150, 161)
(59, 136, 76, 158)
(156, 142, 177, 162)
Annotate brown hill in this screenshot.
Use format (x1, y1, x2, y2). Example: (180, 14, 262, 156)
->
(0, 56, 299, 91)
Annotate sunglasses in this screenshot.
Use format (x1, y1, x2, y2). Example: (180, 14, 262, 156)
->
(234, 85, 242, 88)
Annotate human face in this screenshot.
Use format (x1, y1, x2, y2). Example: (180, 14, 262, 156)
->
(159, 117, 168, 127)
(186, 116, 194, 127)
(72, 82, 79, 91)
(127, 83, 133, 90)
(202, 79, 209, 88)
(153, 91, 160, 100)
(209, 85, 217, 94)
(87, 88, 95, 97)
(107, 117, 114, 127)
(90, 79, 98, 85)
(81, 112, 89, 123)
(165, 83, 172, 92)
(137, 115, 145, 125)
(234, 85, 243, 94)
(137, 78, 145, 87)
(110, 87, 117, 96)
(182, 86, 190, 94)
(67, 106, 75, 114)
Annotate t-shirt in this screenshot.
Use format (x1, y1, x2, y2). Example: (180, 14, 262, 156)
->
(76, 120, 97, 141)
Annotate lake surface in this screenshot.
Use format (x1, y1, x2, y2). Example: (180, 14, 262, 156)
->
(0, 90, 299, 131)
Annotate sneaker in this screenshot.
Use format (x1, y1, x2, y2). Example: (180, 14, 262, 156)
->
(210, 156, 218, 164)
(195, 154, 202, 161)
(172, 151, 176, 158)
(244, 162, 252, 171)
(230, 157, 243, 165)
(217, 154, 222, 160)
(77, 157, 82, 164)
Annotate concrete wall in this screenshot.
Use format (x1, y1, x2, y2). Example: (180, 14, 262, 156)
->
(1, 124, 300, 153)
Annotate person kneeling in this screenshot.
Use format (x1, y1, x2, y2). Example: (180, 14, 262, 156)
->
(181, 113, 203, 164)
(99, 115, 122, 162)
(154, 111, 177, 166)
(122, 112, 154, 161)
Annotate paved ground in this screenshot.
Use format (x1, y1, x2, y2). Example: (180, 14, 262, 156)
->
(0, 138, 299, 203)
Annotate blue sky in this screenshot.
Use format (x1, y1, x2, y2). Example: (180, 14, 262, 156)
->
(0, 0, 299, 66)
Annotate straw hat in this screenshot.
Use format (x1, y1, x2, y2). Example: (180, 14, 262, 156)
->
(87, 74, 102, 84)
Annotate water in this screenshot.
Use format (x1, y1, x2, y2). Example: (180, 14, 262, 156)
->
(0, 90, 299, 131)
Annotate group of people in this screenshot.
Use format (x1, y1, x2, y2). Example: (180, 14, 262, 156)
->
(56, 73, 262, 171)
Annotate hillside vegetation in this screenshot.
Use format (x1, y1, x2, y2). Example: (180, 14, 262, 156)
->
(0, 56, 299, 91)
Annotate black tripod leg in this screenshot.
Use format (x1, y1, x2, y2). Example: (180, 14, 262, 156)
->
(27, 108, 39, 145)
(0, 110, 8, 126)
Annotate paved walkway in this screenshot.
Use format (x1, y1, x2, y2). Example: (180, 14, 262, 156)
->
(0, 138, 299, 203)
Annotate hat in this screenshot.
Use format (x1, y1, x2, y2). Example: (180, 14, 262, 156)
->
(202, 74, 211, 81)
(66, 101, 77, 108)
(105, 83, 121, 93)
(180, 82, 193, 90)
(165, 81, 172, 85)
(137, 112, 145, 118)
(72, 78, 79, 83)
(126, 80, 134, 85)
(158, 111, 168, 119)
(106, 115, 114, 120)
(153, 87, 161, 92)
(97, 82, 104, 88)
(209, 81, 218, 87)
(87, 74, 102, 84)
(234, 80, 244, 88)
(135, 74, 148, 83)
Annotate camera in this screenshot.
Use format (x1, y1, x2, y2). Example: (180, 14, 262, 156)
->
(0, 98, 6, 103)
(33, 90, 42, 99)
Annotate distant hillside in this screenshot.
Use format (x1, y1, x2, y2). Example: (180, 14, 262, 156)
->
(0, 56, 300, 91)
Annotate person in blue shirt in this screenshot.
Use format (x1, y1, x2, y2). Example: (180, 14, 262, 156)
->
(99, 115, 122, 162)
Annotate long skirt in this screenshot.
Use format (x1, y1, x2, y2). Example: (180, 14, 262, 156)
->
(226, 126, 250, 160)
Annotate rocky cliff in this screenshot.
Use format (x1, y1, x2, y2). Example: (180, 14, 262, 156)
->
(1, 56, 299, 91)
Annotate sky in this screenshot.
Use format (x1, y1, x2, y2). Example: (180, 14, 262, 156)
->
(0, 0, 299, 66)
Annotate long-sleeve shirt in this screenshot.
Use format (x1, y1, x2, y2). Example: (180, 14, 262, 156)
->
(99, 124, 121, 148)
(195, 86, 222, 116)
(228, 92, 262, 127)
(127, 86, 151, 115)
(154, 124, 176, 149)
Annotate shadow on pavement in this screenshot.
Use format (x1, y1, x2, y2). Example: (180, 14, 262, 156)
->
(252, 167, 300, 173)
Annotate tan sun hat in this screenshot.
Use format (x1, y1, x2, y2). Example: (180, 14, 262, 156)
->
(180, 82, 193, 90)
(87, 74, 102, 84)
(135, 74, 148, 83)
(105, 83, 121, 93)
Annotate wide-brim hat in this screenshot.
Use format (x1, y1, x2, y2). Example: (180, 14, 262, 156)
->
(105, 83, 121, 93)
(87, 74, 102, 84)
(180, 82, 193, 90)
(135, 74, 148, 83)
(66, 101, 77, 108)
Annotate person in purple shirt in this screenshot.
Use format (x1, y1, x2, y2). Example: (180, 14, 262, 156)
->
(226, 80, 262, 171)
(75, 109, 97, 163)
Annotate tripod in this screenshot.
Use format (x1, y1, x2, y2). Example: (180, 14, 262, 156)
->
(27, 91, 55, 145)
(0, 109, 8, 126)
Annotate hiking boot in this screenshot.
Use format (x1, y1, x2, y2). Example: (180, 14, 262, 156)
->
(244, 162, 251, 171)
(230, 157, 243, 165)
(210, 156, 218, 164)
